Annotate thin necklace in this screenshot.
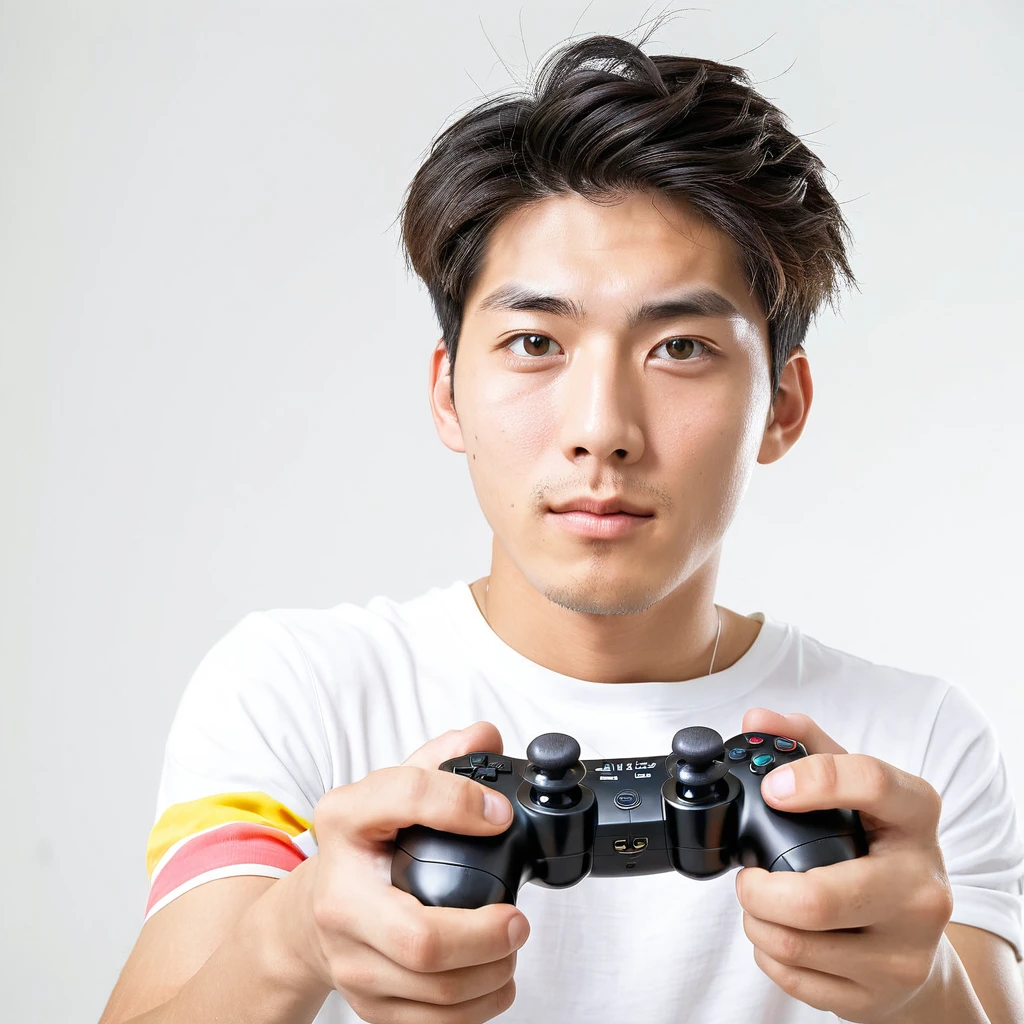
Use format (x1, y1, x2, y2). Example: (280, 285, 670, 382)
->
(708, 603, 722, 676)
(483, 581, 723, 677)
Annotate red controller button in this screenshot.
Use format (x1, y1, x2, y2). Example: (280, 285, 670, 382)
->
(747, 735, 765, 745)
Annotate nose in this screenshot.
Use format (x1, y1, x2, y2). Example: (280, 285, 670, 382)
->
(557, 343, 645, 466)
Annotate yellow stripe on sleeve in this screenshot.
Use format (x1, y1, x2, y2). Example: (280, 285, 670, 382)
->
(146, 791, 313, 878)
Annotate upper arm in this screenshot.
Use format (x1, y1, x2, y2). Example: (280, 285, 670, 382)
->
(98, 874, 277, 1024)
(946, 922, 1024, 1024)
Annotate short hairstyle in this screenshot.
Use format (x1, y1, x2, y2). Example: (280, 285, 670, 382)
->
(399, 29, 857, 405)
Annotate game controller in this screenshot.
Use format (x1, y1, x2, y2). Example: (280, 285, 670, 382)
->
(391, 727, 868, 908)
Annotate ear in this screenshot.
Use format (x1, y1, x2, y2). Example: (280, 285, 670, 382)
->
(428, 338, 467, 454)
(757, 347, 813, 465)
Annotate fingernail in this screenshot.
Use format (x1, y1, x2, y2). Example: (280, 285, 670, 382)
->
(484, 791, 512, 825)
(763, 765, 795, 800)
(508, 915, 530, 949)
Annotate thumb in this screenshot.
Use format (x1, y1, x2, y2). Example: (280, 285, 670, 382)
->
(402, 720, 504, 770)
(740, 707, 848, 756)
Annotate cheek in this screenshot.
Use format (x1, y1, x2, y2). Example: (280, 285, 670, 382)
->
(655, 385, 764, 509)
(469, 377, 558, 462)
(461, 382, 558, 510)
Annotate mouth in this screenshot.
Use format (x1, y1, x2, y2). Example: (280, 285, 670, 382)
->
(547, 496, 655, 517)
(544, 497, 655, 544)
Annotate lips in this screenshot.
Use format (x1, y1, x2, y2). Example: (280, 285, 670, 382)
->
(548, 496, 654, 517)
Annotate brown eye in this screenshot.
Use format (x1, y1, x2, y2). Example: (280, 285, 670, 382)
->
(507, 333, 562, 358)
(654, 338, 708, 361)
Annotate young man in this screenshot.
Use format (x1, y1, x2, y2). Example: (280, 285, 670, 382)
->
(100, 32, 1024, 1024)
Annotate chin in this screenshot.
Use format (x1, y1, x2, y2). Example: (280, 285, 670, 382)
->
(540, 576, 665, 617)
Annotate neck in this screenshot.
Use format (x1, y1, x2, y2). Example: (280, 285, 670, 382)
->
(471, 540, 759, 684)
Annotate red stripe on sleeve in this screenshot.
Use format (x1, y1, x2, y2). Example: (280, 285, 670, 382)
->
(145, 821, 306, 915)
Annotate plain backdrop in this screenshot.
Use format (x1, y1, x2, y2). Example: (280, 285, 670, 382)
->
(3, 0, 1023, 1019)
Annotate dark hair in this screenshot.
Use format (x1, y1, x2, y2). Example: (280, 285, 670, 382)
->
(400, 28, 857, 404)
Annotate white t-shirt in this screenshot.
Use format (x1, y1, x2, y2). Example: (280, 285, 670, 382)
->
(146, 580, 1024, 1023)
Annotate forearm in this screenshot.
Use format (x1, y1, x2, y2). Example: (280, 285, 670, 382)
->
(878, 935, 988, 1024)
(123, 860, 333, 1024)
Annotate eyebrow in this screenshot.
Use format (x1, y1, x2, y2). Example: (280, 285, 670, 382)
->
(475, 283, 746, 327)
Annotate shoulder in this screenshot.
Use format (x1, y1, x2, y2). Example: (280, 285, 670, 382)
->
(256, 584, 455, 698)
(775, 623, 961, 776)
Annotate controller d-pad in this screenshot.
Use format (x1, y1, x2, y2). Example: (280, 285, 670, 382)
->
(476, 767, 498, 782)
(454, 765, 476, 776)
(469, 753, 488, 767)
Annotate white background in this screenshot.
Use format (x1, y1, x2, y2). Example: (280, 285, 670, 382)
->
(2, 1, 1022, 1019)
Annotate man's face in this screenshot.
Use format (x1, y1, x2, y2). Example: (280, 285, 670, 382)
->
(433, 190, 776, 616)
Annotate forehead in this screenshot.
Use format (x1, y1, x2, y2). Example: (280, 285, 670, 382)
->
(465, 190, 762, 324)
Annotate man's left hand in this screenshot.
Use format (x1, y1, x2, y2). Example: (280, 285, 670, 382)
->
(736, 707, 955, 1023)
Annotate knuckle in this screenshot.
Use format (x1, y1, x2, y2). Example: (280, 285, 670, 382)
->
(347, 995, 381, 1024)
(394, 920, 443, 972)
(333, 958, 379, 997)
(493, 978, 517, 1016)
(773, 927, 807, 966)
(404, 765, 432, 807)
(859, 757, 890, 804)
(311, 891, 350, 937)
(811, 752, 840, 793)
(796, 878, 833, 929)
(313, 786, 348, 835)
(428, 972, 464, 1006)
(906, 875, 953, 925)
(921, 781, 943, 825)
(445, 776, 472, 816)
(889, 949, 934, 990)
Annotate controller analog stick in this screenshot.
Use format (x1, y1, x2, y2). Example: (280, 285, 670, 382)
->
(669, 726, 729, 792)
(525, 732, 585, 801)
(527, 733, 581, 777)
(672, 727, 725, 770)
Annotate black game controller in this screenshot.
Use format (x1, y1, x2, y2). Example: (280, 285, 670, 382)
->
(391, 727, 868, 908)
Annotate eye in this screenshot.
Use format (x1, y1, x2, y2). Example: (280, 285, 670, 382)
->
(505, 333, 563, 358)
(652, 337, 710, 361)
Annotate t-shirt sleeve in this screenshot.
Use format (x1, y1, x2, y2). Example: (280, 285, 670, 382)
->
(144, 611, 332, 922)
(920, 682, 1024, 960)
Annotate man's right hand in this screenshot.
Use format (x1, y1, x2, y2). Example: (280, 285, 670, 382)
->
(298, 721, 529, 1024)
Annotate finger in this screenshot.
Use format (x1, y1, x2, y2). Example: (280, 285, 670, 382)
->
(338, 941, 518, 1007)
(362, 979, 517, 1024)
(334, 881, 530, 973)
(742, 708, 847, 756)
(315, 763, 513, 848)
(751, 946, 869, 1018)
(403, 721, 505, 771)
(758, 751, 942, 836)
(735, 853, 919, 932)
(743, 912, 876, 982)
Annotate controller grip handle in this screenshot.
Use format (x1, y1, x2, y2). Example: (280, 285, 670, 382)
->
(770, 830, 868, 872)
(391, 847, 516, 908)
(391, 823, 525, 909)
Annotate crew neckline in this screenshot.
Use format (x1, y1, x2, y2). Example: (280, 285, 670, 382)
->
(435, 580, 793, 713)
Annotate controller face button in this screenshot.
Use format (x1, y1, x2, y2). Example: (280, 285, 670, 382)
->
(614, 789, 641, 809)
(469, 753, 488, 767)
(747, 735, 765, 745)
(750, 753, 775, 775)
(728, 748, 748, 761)
(774, 738, 797, 752)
